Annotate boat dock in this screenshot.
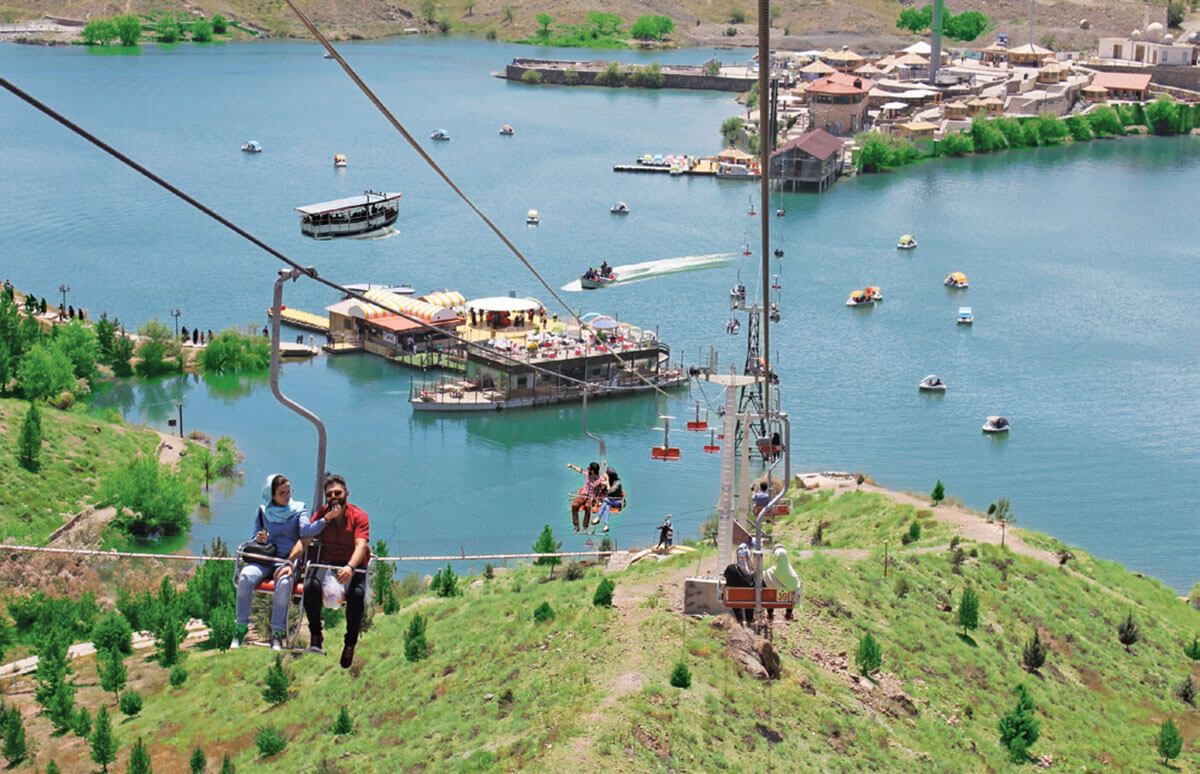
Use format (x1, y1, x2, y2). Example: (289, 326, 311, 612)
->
(268, 307, 329, 333)
(612, 159, 719, 175)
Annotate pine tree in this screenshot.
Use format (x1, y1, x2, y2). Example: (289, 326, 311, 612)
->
(1158, 718, 1183, 763)
(372, 540, 399, 614)
(669, 660, 691, 689)
(332, 706, 353, 735)
(2, 707, 26, 766)
(189, 746, 206, 773)
(16, 401, 41, 472)
(532, 525, 561, 577)
(220, 753, 235, 774)
(930, 479, 945, 505)
(1185, 636, 1200, 661)
(157, 608, 182, 667)
(957, 587, 979, 636)
(98, 648, 127, 703)
(72, 705, 92, 738)
(997, 684, 1039, 763)
(263, 654, 289, 705)
(1117, 612, 1140, 652)
(404, 614, 428, 662)
(35, 628, 75, 734)
(129, 736, 152, 774)
(119, 690, 143, 717)
(90, 705, 117, 772)
(1022, 628, 1046, 673)
(592, 578, 615, 607)
(856, 632, 882, 677)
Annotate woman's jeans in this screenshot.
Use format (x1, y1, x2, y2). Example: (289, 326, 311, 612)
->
(236, 563, 293, 634)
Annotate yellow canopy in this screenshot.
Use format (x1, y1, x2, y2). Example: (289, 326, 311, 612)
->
(948, 272, 968, 283)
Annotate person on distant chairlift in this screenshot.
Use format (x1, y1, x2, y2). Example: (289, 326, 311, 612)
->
(567, 461, 602, 532)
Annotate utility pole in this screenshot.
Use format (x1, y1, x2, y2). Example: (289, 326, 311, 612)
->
(929, 0, 943, 86)
(176, 403, 184, 438)
(58, 283, 70, 310)
(1029, 0, 1036, 48)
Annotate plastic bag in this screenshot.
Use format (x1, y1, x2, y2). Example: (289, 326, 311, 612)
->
(322, 571, 346, 609)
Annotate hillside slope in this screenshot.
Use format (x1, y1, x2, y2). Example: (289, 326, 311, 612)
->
(1, 0, 1173, 51)
(3, 486, 1195, 771)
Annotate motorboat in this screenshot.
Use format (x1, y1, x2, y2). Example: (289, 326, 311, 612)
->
(580, 267, 617, 290)
(241, 140, 263, 153)
(499, 124, 515, 136)
(944, 271, 969, 288)
(343, 283, 415, 297)
(917, 374, 946, 392)
(333, 153, 347, 168)
(957, 306, 974, 325)
(295, 190, 402, 239)
(982, 415, 1010, 433)
(526, 209, 540, 225)
(897, 234, 917, 250)
(846, 289, 874, 306)
(430, 129, 451, 141)
(322, 52, 334, 59)
(864, 285, 883, 302)
(610, 201, 630, 214)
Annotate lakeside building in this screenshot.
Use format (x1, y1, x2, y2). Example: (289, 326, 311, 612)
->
(1097, 23, 1199, 66)
(325, 288, 464, 357)
(1089, 71, 1153, 101)
(805, 75, 871, 135)
(769, 129, 842, 192)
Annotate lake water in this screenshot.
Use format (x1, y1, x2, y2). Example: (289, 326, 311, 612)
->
(1, 38, 1196, 590)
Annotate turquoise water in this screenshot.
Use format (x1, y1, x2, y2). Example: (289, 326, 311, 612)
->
(2, 38, 1196, 590)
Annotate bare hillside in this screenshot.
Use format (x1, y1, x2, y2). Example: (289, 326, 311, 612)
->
(0, 0, 1174, 51)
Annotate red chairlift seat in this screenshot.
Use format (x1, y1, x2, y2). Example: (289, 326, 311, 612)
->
(703, 428, 721, 453)
(722, 586, 796, 610)
(651, 416, 680, 461)
(685, 402, 708, 431)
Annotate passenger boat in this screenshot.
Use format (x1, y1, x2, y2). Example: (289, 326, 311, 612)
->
(333, 153, 347, 168)
(295, 191, 402, 239)
(982, 415, 1010, 433)
(864, 285, 883, 302)
(944, 271, 969, 288)
(580, 269, 618, 290)
(241, 140, 263, 153)
(610, 201, 630, 214)
(846, 289, 874, 306)
(526, 209, 540, 225)
(716, 162, 760, 179)
(430, 129, 451, 141)
(957, 306, 974, 325)
(499, 124, 515, 136)
(343, 282, 415, 297)
(917, 374, 946, 391)
(897, 234, 917, 250)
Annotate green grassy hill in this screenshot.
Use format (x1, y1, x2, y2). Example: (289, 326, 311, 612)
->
(6, 488, 1195, 771)
(0, 397, 164, 545)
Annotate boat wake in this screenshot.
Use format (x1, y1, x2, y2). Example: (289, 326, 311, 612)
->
(353, 227, 401, 241)
(561, 252, 733, 291)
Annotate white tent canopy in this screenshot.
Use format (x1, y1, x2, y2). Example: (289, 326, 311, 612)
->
(468, 296, 542, 313)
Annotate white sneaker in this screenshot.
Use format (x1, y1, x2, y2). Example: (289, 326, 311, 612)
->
(271, 637, 283, 652)
(306, 643, 325, 655)
(230, 637, 241, 650)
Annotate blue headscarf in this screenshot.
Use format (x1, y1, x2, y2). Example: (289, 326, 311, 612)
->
(260, 474, 306, 524)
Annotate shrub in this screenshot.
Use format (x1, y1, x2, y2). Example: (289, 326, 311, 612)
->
(595, 61, 624, 86)
(1158, 719, 1183, 763)
(533, 601, 555, 623)
(1033, 113, 1069, 144)
(200, 329, 269, 373)
(191, 18, 213, 42)
(944, 10, 990, 41)
(1086, 105, 1124, 137)
(593, 578, 615, 607)
(263, 654, 289, 705)
(156, 14, 182, 43)
(91, 613, 133, 657)
(728, 9, 746, 24)
(724, 26, 737, 37)
(102, 456, 194, 538)
(520, 69, 543, 84)
(208, 604, 236, 651)
(404, 614, 428, 662)
(119, 690, 143, 717)
(940, 132, 974, 156)
(855, 633, 882, 677)
(211, 13, 227, 34)
(993, 117, 1029, 147)
(169, 664, 188, 687)
(563, 67, 578, 84)
(1065, 115, 1094, 142)
(114, 14, 141, 46)
(17, 342, 75, 402)
(1184, 636, 1200, 661)
(82, 18, 118, 45)
(893, 577, 910, 598)
(907, 521, 922, 543)
(1117, 612, 1139, 651)
(704, 59, 721, 76)
(1022, 628, 1046, 673)
(630, 15, 674, 40)
(1177, 675, 1196, 706)
(998, 685, 1040, 763)
(333, 706, 353, 735)
(255, 727, 287, 757)
(485, 27, 497, 40)
(564, 562, 585, 581)
(721, 116, 744, 147)
(484, 563, 495, 580)
(669, 659, 692, 688)
(970, 118, 1007, 152)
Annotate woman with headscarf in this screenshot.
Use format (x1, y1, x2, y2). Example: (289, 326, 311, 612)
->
(763, 545, 800, 621)
(723, 541, 757, 627)
(234, 474, 318, 650)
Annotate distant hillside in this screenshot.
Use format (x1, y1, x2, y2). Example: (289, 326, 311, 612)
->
(3, 485, 1196, 770)
(1, 0, 1174, 52)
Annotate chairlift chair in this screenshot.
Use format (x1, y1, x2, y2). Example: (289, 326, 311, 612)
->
(703, 428, 721, 453)
(686, 401, 708, 431)
(650, 415, 681, 460)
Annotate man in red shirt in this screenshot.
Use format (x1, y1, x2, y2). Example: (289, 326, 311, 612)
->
(303, 473, 371, 668)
